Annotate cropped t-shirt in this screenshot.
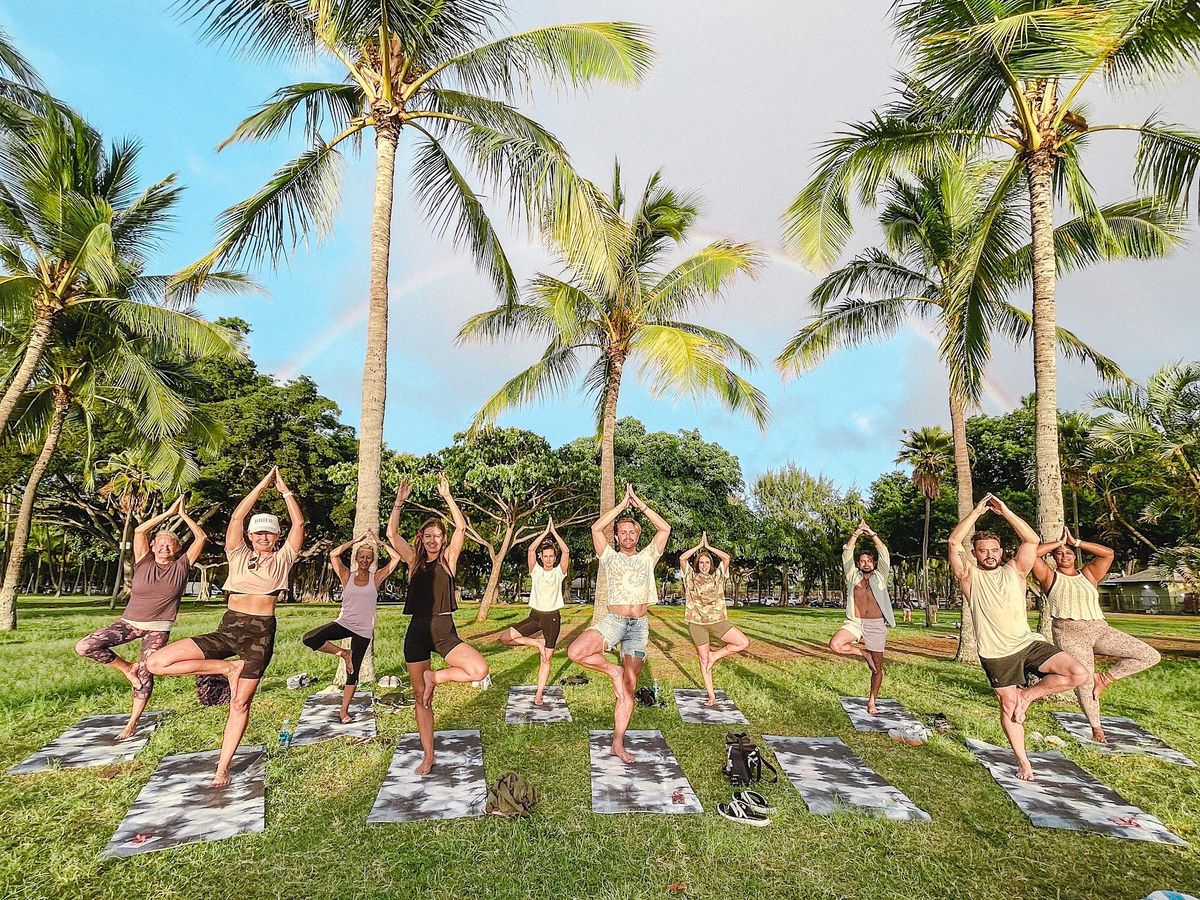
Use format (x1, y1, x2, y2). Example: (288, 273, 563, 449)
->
(225, 543, 298, 595)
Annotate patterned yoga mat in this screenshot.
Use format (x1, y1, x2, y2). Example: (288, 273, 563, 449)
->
(9, 712, 170, 775)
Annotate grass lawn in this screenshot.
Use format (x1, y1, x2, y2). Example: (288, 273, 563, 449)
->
(2, 598, 1198, 900)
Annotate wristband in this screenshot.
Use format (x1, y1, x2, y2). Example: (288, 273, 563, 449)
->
(281, 491, 293, 498)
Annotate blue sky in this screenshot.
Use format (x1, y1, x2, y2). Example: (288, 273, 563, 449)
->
(5, 2, 1198, 493)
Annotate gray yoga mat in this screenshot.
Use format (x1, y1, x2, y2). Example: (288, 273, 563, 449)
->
(505, 685, 572, 724)
(1052, 713, 1195, 767)
(967, 739, 1186, 846)
(674, 688, 748, 725)
(9, 712, 170, 775)
(589, 729, 703, 815)
(290, 692, 376, 746)
(101, 746, 266, 858)
(764, 735, 930, 822)
(838, 696, 923, 734)
(367, 729, 486, 823)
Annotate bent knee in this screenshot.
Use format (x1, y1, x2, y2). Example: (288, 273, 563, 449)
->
(146, 656, 168, 675)
(230, 696, 253, 715)
(73, 639, 90, 658)
(1146, 647, 1163, 667)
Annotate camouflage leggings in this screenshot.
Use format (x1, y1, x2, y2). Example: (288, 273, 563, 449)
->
(75, 620, 170, 699)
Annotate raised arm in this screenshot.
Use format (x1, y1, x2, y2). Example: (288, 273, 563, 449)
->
(328, 535, 356, 585)
(386, 478, 416, 568)
(226, 467, 275, 552)
(704, 532, 732, 573)
(528, 519, 552, 573)
(630, 487, 671, 556)
(862, 522, 890, 573)
(374, 537, 404, 586)
(991, 496, 1039, 576)
(437, 474, 468, 574)
(177, 496, 208, 567)
(549, 519, 570, 573)
(679, 539, 704, 575)
(948, 496, 991, 582)
(591, 489, 631, 557)
(1070, 527, 1116, 586)
(133, 497, 181, 564)
(1031, 536, 1065, 591)
(273, 469, 306, 554)
(843, 522, 866, 573)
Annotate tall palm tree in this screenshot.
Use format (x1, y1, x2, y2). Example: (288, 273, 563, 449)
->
(0, 305, 233, 629)
(896, 425, 953, 627)
(0, 24, 43, 117)
(0, 102, 248, 440)
(458, 165, 769, 619)
(784, 1, 1200, 541)
(176, 0, 655, 535)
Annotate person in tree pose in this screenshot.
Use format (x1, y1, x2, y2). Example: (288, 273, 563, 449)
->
(948, 495, 1089, 780)
(567, 484, 671, 763)
(680, 532, 748, 707)
(75, 496, 207, 740)
(828, 520, 894, 714)
(499, 518, 570, 705)
(302, 532, 402, 723)
(1032, 526, 1160, 743)
(388, 474, 488, 776)
(148, 466, 304, 786)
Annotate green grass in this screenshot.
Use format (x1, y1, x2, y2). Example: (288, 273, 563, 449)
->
(2, 599, 1198, 900)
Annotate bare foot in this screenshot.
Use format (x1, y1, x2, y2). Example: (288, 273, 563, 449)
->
(211, 768, 231, 789)
(116, 722, 140, 741)
(705, 693, 717, 708)
(119, 665, 141, 690)
(421, 675, 437, 709)
(415, 754, 435, 776)
(225, 659, 245, 699)
(1011, 688, 1032, 725)
(611, 742, 635, 764)
(1091, 672, 1111, 702)
(1016, 763, 1036, 782)
(867, 699, 878, 715)
(533, 694, 545, 706)
(1092, 727, 1109, 744)
(339, 647, 355, 676)
(863, 653, 878, 675)
(339, 712, 353, 725)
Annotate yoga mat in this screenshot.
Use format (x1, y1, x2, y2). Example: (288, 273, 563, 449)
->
(764, 735, 930, 822)
(589, 730, 703, 815)
(838, 696, 923, 734)
(367, 730, 486, 823)
(673, 688, 748, 725)
(101, 746, 265, 858)
(1052, 713, 1195, 767)
(967, 739, 1186, 846)
(290, 692, 376, 746)
(9, 712, 170, 775)
(504, 685, 572, 724)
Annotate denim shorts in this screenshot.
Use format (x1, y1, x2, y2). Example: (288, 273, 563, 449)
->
(593, 613, 649, 659)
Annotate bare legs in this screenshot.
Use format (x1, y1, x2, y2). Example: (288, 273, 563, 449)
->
(499, 628, 554, 704)
(568, 629, 636, 763)
(407, 661, 435, 775)
(829, 628, 884, 713)
(865, 650, 884, 714)
(695, 626, 749, 706)
(996, 651, 1090, 781)
(212, 676, 259, 788)
(74, 624, 168, 740)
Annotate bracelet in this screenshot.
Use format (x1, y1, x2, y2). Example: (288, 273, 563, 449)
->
(281, 491, 293, 498)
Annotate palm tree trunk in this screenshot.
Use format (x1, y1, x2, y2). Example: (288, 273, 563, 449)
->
(591, 352, 625, 625)
(921, 496, 932, 628)
(949, 391, 981, 664)
(1072, 488, 1080, 540)
(352, 124, 400, 538)
(1026, 148, 1065, 542)
(0, 389, 68, 630)
(475, 527, 514, 623)
(0, 308, 56, 440)
(110, 505, 133, 610)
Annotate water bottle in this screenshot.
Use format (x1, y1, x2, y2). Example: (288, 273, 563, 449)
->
(278, 718, 292, 749)
(652, 679, 660, 705)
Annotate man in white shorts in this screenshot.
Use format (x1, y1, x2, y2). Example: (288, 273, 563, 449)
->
(567, 484, 671, 763)
(829, 520, 894, 714)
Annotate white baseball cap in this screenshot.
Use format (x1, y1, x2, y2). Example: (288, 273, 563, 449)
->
(248, 513, 280, 534)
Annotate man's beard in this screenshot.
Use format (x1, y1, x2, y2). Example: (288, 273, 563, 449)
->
(977, 558, 1001, 570)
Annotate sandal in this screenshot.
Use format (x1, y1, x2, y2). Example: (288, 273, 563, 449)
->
(733, 789, 775, 815)
(561, 675, 590, 686)
(717, 797, 771, 826)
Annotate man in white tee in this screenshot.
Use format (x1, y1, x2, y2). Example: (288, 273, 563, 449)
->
(568, 484, 671, 763)
(948, 494, 1088, 780)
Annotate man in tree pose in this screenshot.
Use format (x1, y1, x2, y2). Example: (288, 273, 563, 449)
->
(568, 484, 671, 763)
(829, 520, 894, 714)
(948, 495, 1089, 780)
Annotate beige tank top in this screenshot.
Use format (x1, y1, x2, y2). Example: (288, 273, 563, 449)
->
(969, 562, 1045, 659)
(1048, 571, 1104, 621)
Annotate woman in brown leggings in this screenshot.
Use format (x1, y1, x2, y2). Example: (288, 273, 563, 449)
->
(148, 466, 304, 786)
(1032, 526, 1161, 743)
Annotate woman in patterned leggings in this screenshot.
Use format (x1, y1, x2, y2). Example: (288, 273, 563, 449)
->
(75, 496, 207, 739)
(1032, 526, 1161, 743)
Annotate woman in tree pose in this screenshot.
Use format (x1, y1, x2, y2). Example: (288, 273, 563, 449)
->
(499, 518, 570, 705)
(302, 532, 402, 723)
(75, 496, 207, 739)
(680, 533, 748, 706)
(148, 466, 304, 787)
(1032, 526, 1161, 743)
(388, 474, 488, 775)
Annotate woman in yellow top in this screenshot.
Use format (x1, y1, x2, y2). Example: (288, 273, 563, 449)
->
(680, 533, 748, 706)
(149, 466, 304, 787)
(1032, 525, 1161, 743)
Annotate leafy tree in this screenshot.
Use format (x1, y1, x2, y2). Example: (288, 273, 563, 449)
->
(176, 0, 655, 535)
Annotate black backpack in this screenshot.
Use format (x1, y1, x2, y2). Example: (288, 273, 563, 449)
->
(723, 732, 778, 786)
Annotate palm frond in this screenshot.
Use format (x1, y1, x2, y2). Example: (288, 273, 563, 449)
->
(994, 302, 1126, 383)
(174, 0, 319, 62)
(220, 81, 366, 148)
(471, 342, 582, 429)
(643, 240, 761, 320)
(101, 300, 245, 361)
(809, 248, 936, 312)
(1102, 0, 1200, 86)
(1133, 118, 1200, 213)
(776, 296, 913, 377)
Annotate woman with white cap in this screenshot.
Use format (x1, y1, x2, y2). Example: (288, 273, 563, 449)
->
(148, 466, 305, 787)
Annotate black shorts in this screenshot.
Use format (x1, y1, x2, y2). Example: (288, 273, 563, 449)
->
(404, 615, 462, 664)
(301, 621, 372, 685)
(512, 609, 562, 649)
(192, 609, 277, 680)
(981, 640, 1063, 689)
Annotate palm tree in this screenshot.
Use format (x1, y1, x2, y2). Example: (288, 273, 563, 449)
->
(897, 425, 953, 626)
(784, 1, 1200, 540)
(96, 451, 165, 608)
(1057, 409, 1096, 538)
(458, 165, 769, 619)
(0, 102, 248, 440)
(0, 24, 43, 116)
(175, 0, 655, 535)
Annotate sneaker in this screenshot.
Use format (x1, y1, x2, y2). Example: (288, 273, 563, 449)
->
(733, 789, 776, 815)
(717, 798, 771, 826)
(471, 675, 493, 691)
